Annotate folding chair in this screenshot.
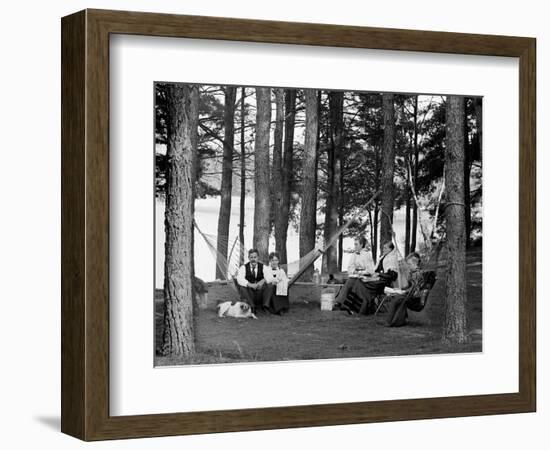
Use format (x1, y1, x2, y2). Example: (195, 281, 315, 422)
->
(375, 270, 438, 317)
(374, 294, 391, 316)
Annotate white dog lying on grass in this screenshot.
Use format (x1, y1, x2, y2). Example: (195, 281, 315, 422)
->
(217, 301, 258, 319)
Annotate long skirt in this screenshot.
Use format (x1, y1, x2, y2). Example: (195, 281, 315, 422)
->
(385, 295, 408, 327)
(263, 283, 290, 314)
(350, 279, 388, 315)
(334, 278, 361, 305)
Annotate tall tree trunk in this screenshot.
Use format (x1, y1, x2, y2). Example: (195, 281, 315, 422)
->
(411, 96, 419, 253)
(373, 205, 379, 261)
(275, 89, 296, 265)
(215, 86, 236, 279)
(299, 89, 319, 281)
(239, 88, 246, 265)
(403, 100, 411, 256)
(190, 88, 200, 332)
(253, 88, 272, 262)
(368, 208, 374, 256)
(379, 93, 396, 254)
(372, 144, 381, 262)
(271, 89, 284, 231)
(338, 139, 345, 272)
(463, 98, 472, 249)
(338, 210, 344, 272)
(405, 153, 412, 256)
(443, 95, 468, 344)
(162, 84, 198, 357)
(475, 97, 483, 165)
(323, 91, 344, 275)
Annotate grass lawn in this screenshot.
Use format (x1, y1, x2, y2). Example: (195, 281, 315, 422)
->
(155, 247, 482, 366)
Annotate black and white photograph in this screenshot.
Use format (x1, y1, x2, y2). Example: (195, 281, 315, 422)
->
(154, 83, 483, 366)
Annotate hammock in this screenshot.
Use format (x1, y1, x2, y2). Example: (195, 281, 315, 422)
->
(193, 221, 242, 292)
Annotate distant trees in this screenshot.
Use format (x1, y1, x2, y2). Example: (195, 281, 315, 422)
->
(162, 84, 199, 357)
(156, 87, 482, 262)
(252, 87, 272, 263)
(443, 95, 468, 344)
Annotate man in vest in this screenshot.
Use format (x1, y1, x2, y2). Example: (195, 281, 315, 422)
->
(236, 248, 266, 313)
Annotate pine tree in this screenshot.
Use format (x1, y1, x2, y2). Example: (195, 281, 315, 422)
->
(162, 84, 199, 357)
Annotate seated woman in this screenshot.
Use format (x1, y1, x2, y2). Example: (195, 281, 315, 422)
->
(344, 241, 399, 315)
(333, 236, 374, 310)
(383, 252, 436, 327)
(262, 252, 290, 315)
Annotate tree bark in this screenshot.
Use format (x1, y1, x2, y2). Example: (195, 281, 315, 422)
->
(162, 84, 199, 357)
(463, 98, 472, 248)
(475, 97, 483, 165)
(271, 89, 285, 233)
(253, 87, 272, 262)
(379, 93, 396, 254)
(403, 99, 411, 256)
(372, 143, 381, 262)
(368, 208, 374, 257)
(372, 205, 379, 262)
(189, 87, 200, 333)
(405, 154, 412, 256)
(239, 87, 246, 265)
(215, 86, 236, 279)
(299, 89, 319, 281)
(443, 95, 468, 344)
(275, 89, 296, 265)
(411, 96, 419, 253)
(323, 91, 344, 275)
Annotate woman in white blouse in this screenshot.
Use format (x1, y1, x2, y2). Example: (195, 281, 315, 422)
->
(262, 252, 290, 315)
(334, 236, 374, 307)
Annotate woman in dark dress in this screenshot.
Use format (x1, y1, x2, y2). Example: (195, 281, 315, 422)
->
(262, 252, 290, 315)
(383, 252, 436, 326)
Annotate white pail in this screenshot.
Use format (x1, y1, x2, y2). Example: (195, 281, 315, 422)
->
(320, 289, 335, 311)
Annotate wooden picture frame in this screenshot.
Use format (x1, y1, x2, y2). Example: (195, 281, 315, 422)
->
(61, 9, 536, 441)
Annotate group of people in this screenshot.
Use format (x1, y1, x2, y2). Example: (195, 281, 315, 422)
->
(333, 236, 431, 326)
(236, 249, 290, 315)
(234, 236, 432, 326)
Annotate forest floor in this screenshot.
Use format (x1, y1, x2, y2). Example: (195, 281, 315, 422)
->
(155, 247, 482, 366)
